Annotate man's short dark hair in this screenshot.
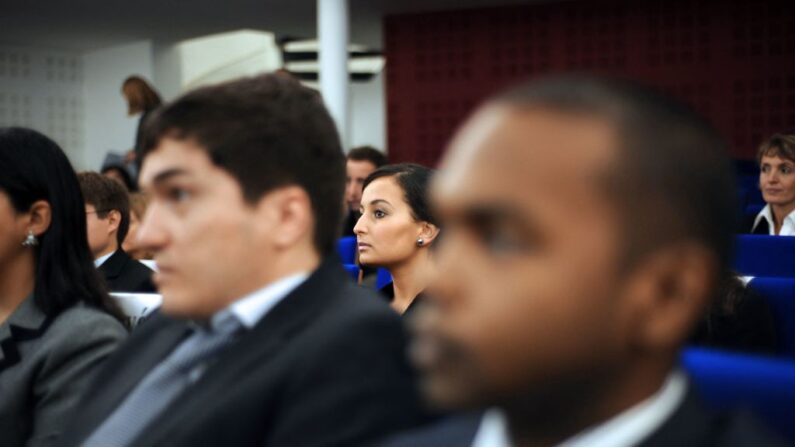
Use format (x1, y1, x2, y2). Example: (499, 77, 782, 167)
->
(494, 75, 736, 275)
(348, 146, 388, 168)
(78, 171, 130, 245)
(141, 74, 346, 255)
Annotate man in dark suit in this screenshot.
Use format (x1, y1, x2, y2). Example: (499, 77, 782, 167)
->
(343, 146, 387, 235)
(381, 76, 786, 446)
(59, 74, 428, 447)
(78, 171, 155, 293)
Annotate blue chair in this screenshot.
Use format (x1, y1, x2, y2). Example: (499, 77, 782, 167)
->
(733, 235, 795, 277)
(681, 347, 795, 442)
(744, 203, 764, 220)
(734, 159, 759, 176)
(342, 264, 360, 281)
(376, 268, 392, 290)
(336, 236, 357, 265)
(748, 277, 795, 357)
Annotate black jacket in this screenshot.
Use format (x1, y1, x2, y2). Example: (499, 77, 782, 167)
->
(98, 250, 156, 293)
(378, 388, 788, 446)
(59, 258, 429, 447)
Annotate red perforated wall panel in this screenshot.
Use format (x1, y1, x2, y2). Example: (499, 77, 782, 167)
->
(384, 0, 795, 165)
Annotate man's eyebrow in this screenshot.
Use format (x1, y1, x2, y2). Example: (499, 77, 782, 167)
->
(150, 168, 190, 186)
(460, 203, 530, 229)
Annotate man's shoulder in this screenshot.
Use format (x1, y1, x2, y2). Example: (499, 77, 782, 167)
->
(377, 412, 483, 447)
(641, 388, 790, 447)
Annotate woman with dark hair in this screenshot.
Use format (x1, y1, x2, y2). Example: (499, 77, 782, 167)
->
(121, 75, 162, 172)
(354, 163, 440, 316)
(0, 127, 127, 446)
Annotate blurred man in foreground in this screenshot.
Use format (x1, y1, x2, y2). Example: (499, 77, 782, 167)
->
(384, 76, 786, 446)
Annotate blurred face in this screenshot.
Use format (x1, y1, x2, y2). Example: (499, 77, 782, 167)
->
(122, 210, 140, 254)
(354, 177, 425, 268)
(0, 191, 28, 270)
(345, 159, 378, 212)
(137, 138, 277, 318)
(85, 204, 117, 259)
(413, 106, 630, 409)
(759, 154, 795, 211)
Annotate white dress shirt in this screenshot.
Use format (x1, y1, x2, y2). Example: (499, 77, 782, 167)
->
(753, 204, 795, 236)
(472, 372, 687, 447)
(93, 251, 114, 267)
(209, 272, 309, 330)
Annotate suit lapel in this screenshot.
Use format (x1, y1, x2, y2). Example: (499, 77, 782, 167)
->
(133, 258, 348, 446)
(0, 296, 52, 372)
(68, 314, 191, 445)
(98, 250, 126, 280)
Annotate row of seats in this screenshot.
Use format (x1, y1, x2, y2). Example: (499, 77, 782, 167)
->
(734, 235, 795, 277)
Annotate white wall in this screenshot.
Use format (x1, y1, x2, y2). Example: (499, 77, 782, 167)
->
(349, 70, 385, 152)
(0, 44, 84, 165)
(82, 40, 153, 171)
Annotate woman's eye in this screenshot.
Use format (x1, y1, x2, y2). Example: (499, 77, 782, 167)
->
(782, 165, 792, 174)
(761, 165, 771, 173)
(374, 209, 386, 219)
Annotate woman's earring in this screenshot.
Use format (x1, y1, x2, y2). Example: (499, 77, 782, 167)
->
(22, 230, 38, 247)
(416, 238, 424, 247)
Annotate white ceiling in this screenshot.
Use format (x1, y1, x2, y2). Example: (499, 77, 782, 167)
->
(0, 0, 548, 52)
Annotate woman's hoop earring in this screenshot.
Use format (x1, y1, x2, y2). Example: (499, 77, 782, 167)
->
(22, 230, 38, 247)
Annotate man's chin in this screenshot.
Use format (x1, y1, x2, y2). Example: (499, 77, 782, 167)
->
(418, 373, 485, 411)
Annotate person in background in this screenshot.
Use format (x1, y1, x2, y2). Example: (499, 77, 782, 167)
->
(77, 172, 155, 293)
(122, 192, 153, 260)
(122, 75, 162, 175)
(690, 275, 777, 354)
(101, 163, 137, 192)
(343, 146, 388, 235)
(0, 127, 127, 447)
(355, 163, 440, 316)
(381, 76, 785, 446)
(59, 74, 429, 447)
(749, 133, 795, 235)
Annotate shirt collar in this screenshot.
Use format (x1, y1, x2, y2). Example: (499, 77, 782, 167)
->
(753, 204, 795, 235)
(208, 272, 309, 331)
(94, 251, 115, 267)
(472, 372, 687, 447)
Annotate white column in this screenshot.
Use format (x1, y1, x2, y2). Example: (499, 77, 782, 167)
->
(318, 0, 350, 147)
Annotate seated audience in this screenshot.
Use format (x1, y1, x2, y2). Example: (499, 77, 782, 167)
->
(59, 74, 429, 447)
(100, 164, 138, 191)
(691, 275, 778, 354)
(77, 172, 156, 293)
(343, 146, 388, 235)
(381, 76, 786, 446)
(749, 133, 795, 235)
(355, 163, 440, 316)
(0, 127, 127, 447)
(123, 192, 154, 260)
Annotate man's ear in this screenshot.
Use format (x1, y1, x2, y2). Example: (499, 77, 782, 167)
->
(256, 186, 313, 249)
(26, 200, 52, 237)
(106, 209, 122, 235)
(417, 222, 440, 247)
(618, 241, 718, 352)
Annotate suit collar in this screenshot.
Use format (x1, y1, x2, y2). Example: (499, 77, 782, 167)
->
(0, 295, 52, 371)
(130, 257, 348, 447)
(98, 249, 130, 280)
